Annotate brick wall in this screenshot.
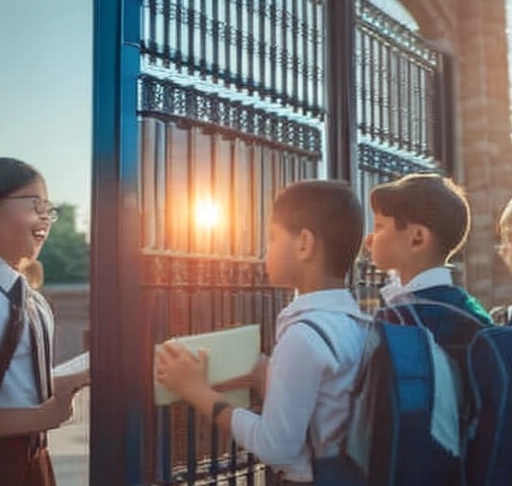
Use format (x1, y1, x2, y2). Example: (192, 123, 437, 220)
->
(402, 0, 512, 309)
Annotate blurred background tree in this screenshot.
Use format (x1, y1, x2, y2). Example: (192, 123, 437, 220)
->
(39, 203, 90, 283)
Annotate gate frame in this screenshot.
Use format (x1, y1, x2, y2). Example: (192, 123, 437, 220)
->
(90, 0, 144, 484)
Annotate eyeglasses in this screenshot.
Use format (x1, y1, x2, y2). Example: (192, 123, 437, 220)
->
(4, 196, 58, 223)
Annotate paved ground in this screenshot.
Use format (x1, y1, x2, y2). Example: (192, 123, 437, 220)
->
(47, 388, 267, 486)
(48, 389, 89, 486)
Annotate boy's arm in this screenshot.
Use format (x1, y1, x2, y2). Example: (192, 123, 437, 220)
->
(155, 344, 234, 434)
(156, 327, 330, 465)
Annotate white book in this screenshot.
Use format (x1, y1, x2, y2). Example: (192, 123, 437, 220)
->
(154, 324, 261, 408)
(53, 352, 90, 377)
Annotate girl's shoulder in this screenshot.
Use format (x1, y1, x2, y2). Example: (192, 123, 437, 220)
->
(29, 289, 54, 318)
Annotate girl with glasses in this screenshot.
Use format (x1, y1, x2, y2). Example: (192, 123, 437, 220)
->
(0, 158, 88, 486)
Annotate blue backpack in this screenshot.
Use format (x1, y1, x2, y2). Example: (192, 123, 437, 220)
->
(465, 326, 512, 486)
(372, 297, 512, 486)
(301, 303, 461, 486)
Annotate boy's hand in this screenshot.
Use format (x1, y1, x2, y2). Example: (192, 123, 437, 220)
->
(155, 342, 209, 399)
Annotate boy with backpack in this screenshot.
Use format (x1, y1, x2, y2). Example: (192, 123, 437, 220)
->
(366, 173, 492, 327)
(155, 180, 370, 486)
(365, 173, 500, 486)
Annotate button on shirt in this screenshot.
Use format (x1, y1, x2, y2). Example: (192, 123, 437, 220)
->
(231, 289, 370, 482)
(0, 258, 54, 408)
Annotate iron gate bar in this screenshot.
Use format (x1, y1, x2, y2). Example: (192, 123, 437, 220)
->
(301, 0, 308, 114)
(291, 0, 298, 107)
(433, 53, 455, 175)
(269, 3, 277, 102)
(148, 0, 157, 63)
(186, 406, 197, 484)
(377, 41, 385, 144)
(368, 36, 375, 140)
(235, 0, 243, 89)
(199, 0, 207, 77)
(257, 0, 265, 94)
(247, 0, 255, 94)
(223, 0, 232, 84)
(310, 1, 319, 116)
(281, 0, 288, 105)
(176, 0, 184, 70)
(163, 0, 171, 65)
(325, 0, 357, 182)
(212, 0, 220, 80)
(187, 0, 195, 76)
(357, 29, 368, 137)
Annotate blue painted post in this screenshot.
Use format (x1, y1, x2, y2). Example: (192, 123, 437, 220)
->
(90, 0, 143, 485)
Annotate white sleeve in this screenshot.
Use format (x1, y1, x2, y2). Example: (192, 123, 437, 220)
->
(231, 325, 327, 465)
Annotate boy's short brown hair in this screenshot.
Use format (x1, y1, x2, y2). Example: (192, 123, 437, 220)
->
(370, 173, 470, 261)
(272, 180, 363, 278)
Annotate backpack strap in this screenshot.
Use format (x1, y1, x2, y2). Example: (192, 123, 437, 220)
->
(299, 319, 338, 361)
(0, 279, 24, 389)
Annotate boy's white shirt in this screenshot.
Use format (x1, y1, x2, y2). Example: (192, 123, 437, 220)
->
(380, 266, 453, 304)
(231, 289, 370, 482)
(380, 265, 461, 458)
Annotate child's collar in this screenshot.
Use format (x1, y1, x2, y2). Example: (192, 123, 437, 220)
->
(381, 266, 453, 304)
(0, 257, 22, 295)
(405, 266, 453, 292)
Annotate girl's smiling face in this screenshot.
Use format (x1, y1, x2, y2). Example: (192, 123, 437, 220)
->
(0, 177, 52, 269)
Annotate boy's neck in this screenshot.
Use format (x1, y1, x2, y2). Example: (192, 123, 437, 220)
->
(296, 274, 346, 295)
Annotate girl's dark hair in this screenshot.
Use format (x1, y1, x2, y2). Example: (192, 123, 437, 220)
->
(0, 158, 42, 199)
(272, 180, 363, 278)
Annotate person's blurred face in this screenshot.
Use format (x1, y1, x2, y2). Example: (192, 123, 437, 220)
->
(0, 177, 53, 269)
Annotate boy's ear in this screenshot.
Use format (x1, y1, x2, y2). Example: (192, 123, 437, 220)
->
(409, 224, 433, 252)
(297, 228, 316, 261)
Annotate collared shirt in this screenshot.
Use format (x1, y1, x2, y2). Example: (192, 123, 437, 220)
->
(231, 289, 370, 482)
(0, 258, 54, 408)
(380, 267, 453, 304)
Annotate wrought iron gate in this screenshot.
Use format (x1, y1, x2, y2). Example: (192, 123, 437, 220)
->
(90, 1, 453, 485)
(352, 0, 453, 311)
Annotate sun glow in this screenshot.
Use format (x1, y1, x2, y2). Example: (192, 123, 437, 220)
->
(195, 199, 219, 227)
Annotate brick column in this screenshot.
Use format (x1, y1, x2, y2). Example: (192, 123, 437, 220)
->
(457, 0, 512, 308)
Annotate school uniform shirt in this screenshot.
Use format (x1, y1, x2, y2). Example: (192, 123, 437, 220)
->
(231, 289, 370, 482)
(380, 266, 452, 303)
(0, 258, 54, 408)
(380, 266, 492, 327)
